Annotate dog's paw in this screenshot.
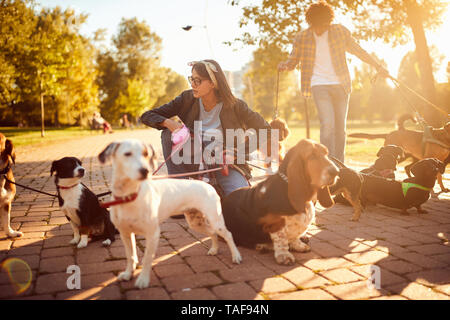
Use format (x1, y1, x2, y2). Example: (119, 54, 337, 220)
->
(274, 251, 295, 265)
(207, 247, 218, 256)
(77, 241, 88, 249)
(134, 273, 150, 289)
(231, 250, 242, 264)
(69, 237, 80, 245)
(7, 230, 23, 238)
(289, 239, 311, 253)
(102, 239, 112, 246)
(117, 271, 133, 282)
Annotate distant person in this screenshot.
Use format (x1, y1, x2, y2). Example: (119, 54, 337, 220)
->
(140, 59, 274, 197)
(92, 112, 113, 134)
(278, 1, 388, 162)
(120, 114, 131, 129)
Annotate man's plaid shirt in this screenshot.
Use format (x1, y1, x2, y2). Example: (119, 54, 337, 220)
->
(286, 24, 379, 98)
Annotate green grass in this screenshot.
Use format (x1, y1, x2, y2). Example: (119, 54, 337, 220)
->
(285, 120, 401, 164)
(0, 126, 125, 148)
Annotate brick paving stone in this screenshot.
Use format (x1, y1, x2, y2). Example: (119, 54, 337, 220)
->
(6, 246, 42, 256)
(184, 255, 228, 273)
(43, 236, 73, 249)
(319, 268, 364, 284)
(349, 265, 407, 288)
(370, 295, 408, 300)
(331, 239, 373, 253)
(35, 272, 70, 294)
(386, 282, 449, 300)
(41, 247, 73, 258)
(310, 241, 348, 258)
(212, 282, 260, 300)
(162, 272, 223, 292)
(405, 268, 450, 286)
(378, 259, 423, 275)
(118, 270, 161, 289)
(76, 247, 110, 264)
(80, 272, 116, 289)
(434, 284, 450, 296)
(324, 281, 385, 300)
(303, 257, 354, 271)
(281, 266, 331, 289)
(249, 277, 297, 294)
(0, 240, 12, 251)
(344, 250, 390, 265)
(78, 260, 126, 275)
(219, 265, 275, 283)
(126, 287, 171, 300)
(39, 256, 75, 273)
(391, 252, 448, 269)
(153, 263, 195, 278)
(16, 294, 55, 300)
(56, 285, 122, 300)
(271, 288, 337, 300)
(407, 243, 450, 255)
(171, 288, 217, 300)
(11, 238, 42, 248)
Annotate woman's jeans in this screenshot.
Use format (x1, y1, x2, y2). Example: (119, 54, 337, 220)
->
(161, 129, 249, 196)
(311, 85, 350, 162)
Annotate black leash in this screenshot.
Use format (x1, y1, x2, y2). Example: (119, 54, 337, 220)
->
(1, 174, 111, 199)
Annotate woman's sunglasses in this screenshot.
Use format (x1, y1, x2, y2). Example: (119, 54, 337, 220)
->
(188, 76, 206, 87)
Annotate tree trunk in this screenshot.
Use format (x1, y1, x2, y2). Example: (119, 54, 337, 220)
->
(406, 1, 441, 127)
(40, 89, 45, 137)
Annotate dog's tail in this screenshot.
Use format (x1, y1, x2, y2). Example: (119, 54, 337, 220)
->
(397, 114, 416, 131)
(348, 133, 388, 140)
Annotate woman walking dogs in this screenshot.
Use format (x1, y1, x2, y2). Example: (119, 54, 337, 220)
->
(278, 1, 389, 162)
(140, 59, 274, 197)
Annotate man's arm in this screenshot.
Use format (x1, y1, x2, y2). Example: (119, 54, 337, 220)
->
(342, 26, 389, 75)
(279, 32, 303, 71)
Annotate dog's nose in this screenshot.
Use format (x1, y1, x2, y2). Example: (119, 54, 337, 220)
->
(139, 168, 149, 179)
(78, 168, 85, 177)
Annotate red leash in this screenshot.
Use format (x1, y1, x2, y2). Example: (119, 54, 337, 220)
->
(100, 192, 139, 208)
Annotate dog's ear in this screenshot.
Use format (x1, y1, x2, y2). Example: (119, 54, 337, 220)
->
(317, 186, 334, 208)
(50, 160, 58, 176)
(5, 139, 15, 164)
(376, 147, 385, 158)
(147, 144, 157, 170)
(74, 157, 82, 166)
(286, 141, 314, 212)
(98, 142, 119, 164)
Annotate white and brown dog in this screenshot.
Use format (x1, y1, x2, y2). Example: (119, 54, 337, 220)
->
(0, 133, 23, 238)
(98, 139, 242, 289)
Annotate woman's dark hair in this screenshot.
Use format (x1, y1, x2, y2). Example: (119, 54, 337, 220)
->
(305, 1, 334, 27)
(191, 59, 237, 109)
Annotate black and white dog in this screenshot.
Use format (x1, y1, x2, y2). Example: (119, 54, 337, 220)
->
(50, 157, 116, 248)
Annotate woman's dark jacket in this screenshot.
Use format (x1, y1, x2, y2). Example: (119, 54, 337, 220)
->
(140, 89, 272, 178)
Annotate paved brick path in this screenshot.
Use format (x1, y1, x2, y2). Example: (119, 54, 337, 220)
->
(1, 129, 449, 300)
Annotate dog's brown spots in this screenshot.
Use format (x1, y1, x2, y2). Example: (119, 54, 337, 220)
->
(258, 213, 285, 234)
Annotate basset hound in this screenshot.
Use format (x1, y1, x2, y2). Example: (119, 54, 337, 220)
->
(222, 139, 339, 265)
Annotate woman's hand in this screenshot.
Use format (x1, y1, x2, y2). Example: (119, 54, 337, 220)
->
(278, 61, 290, 72)
(163, 119, 184, 133)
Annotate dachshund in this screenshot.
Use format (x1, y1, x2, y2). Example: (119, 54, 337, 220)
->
(349, 114, 450, 192)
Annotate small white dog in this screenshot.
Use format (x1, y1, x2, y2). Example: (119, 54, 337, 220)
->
(98, 139, 242, 289)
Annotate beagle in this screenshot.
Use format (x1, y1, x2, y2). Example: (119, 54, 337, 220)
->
(0, 133, 22, 238)
(98, 139, 242, 289)
(222, 139, 339, 265)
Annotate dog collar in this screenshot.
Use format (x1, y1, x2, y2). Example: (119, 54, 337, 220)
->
(57, 183, 79, 190)
(401, 182, 432, 197)
(0, 163, 11, 176)
(100, 192, 139, 208)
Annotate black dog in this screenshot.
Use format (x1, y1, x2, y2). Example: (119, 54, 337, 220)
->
(360, 158, 445, 215)
(50, 157, 116, 248)
(360, 145, 405, 179)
